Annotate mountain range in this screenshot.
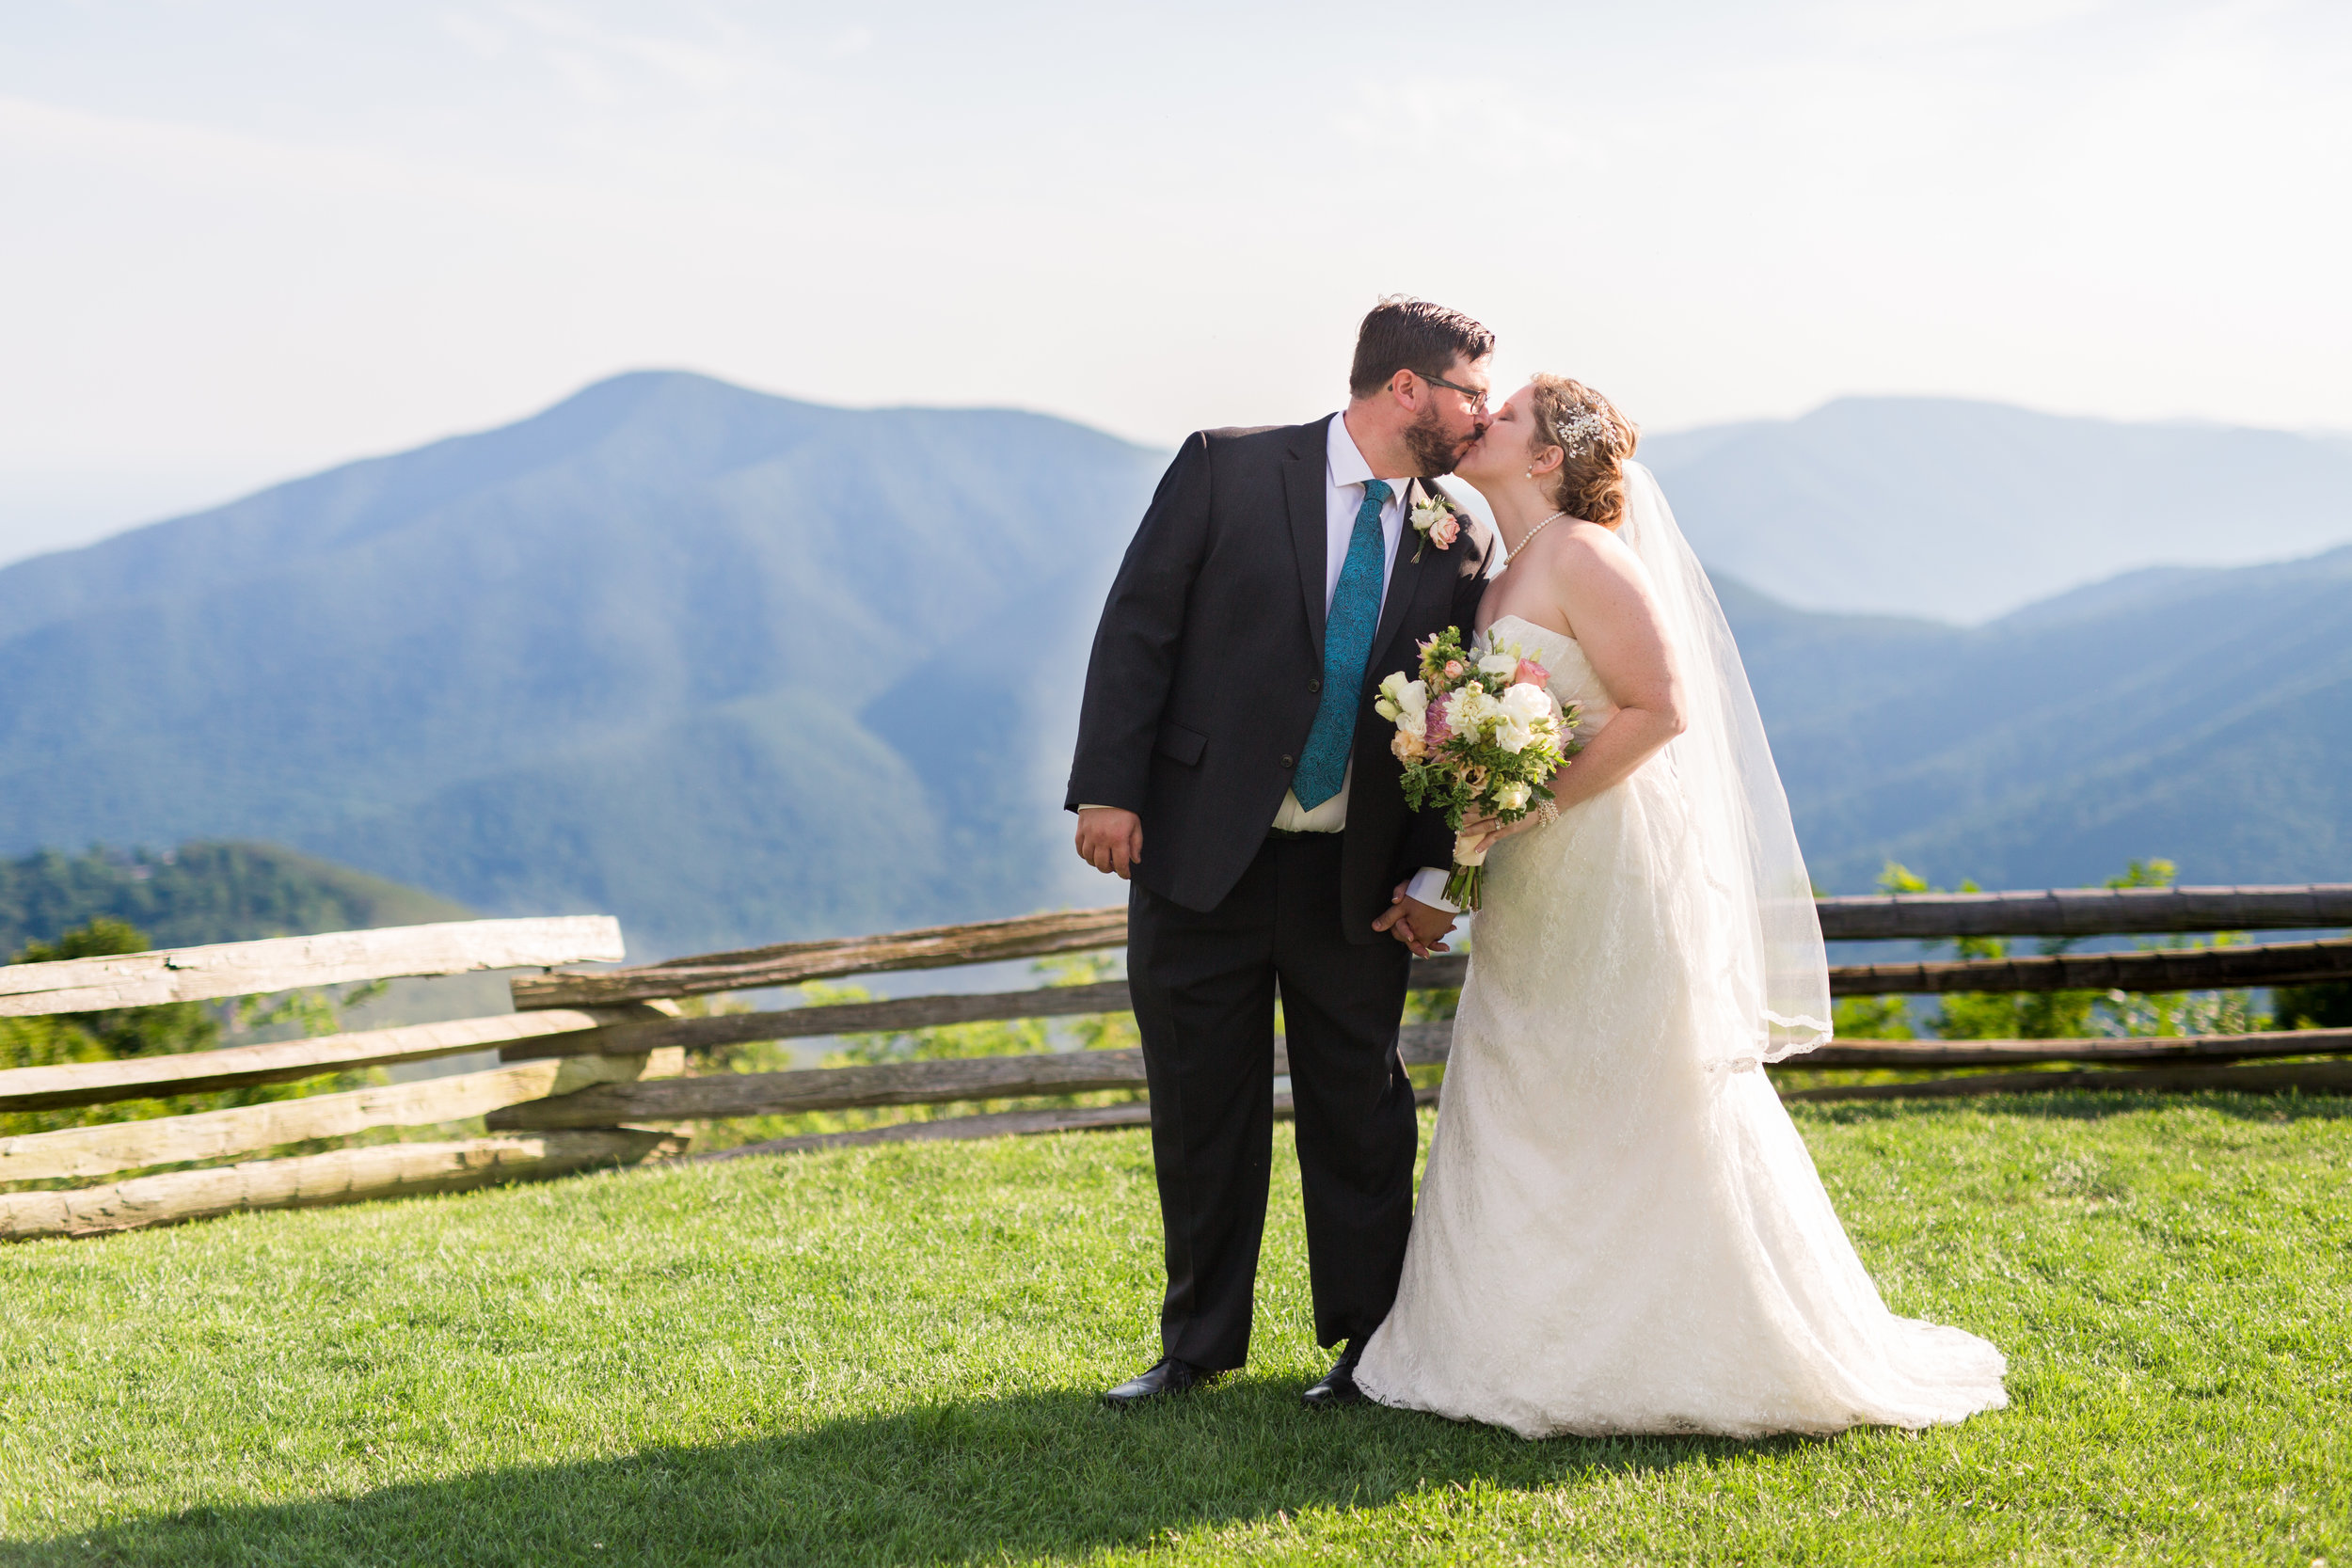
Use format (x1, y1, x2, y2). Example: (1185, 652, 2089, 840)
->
(1725, 548, 2352, 893)
(0, 372, 1161, 953)
(2, 372, 2347, 953)
(1643, 399, 2352, 623)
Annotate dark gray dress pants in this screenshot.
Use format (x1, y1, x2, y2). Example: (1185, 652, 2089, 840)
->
(1125, 831, 1418, 1370)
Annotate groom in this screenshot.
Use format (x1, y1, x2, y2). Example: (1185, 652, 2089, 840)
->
(1067, 298, 1498, 1409)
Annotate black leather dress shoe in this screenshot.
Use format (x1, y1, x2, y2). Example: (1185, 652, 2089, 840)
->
(1300, 1345, 1364, 1409)
(1104, 1357, 1215, 1408)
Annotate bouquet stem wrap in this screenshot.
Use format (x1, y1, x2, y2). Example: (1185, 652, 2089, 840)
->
(1444, 833, 1489, 911)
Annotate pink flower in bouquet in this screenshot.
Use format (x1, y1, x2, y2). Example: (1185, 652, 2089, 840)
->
(1391, 728, 1426, 762)
(1428, 515, 1460, 549)
(1443, 658, 1465, 680)
(1514, 657, 1549, 689)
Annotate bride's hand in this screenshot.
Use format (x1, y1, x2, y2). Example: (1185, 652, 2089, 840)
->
(1459, 812, 1541, 857)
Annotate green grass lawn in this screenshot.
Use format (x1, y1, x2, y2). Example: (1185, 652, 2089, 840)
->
(1, 1094, 2346, 1566)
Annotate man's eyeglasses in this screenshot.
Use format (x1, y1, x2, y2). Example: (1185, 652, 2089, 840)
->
(1421, 372, 1490, 414)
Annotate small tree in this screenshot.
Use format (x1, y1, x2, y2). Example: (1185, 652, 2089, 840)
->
(3, 918, 383, 1138)
(2272, 981, 2352, 1030)
(4, 918, 219, 1066)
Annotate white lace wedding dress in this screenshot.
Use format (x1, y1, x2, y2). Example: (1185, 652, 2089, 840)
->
(1355, 613, 2009, 1439)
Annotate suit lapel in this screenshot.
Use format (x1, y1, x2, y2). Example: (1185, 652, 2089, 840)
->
(1284, 419, 1333, 662)
(1369, 477, 1439, 671)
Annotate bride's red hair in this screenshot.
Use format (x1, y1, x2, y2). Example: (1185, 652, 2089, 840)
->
(1530, 376, 1639, 531)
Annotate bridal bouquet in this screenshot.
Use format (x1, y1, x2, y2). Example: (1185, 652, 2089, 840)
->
(1376, 626, 1580, 911)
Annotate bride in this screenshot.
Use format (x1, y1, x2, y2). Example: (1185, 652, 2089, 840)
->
(1352, 376, 2009, 1437)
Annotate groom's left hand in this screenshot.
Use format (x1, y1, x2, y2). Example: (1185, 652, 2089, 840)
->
(1374, 884, 1455, 958)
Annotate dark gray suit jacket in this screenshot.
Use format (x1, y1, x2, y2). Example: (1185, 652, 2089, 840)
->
(1066, 415, 1496, 942)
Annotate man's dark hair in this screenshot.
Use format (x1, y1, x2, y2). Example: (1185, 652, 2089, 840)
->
(1348, 296, 1495, 399)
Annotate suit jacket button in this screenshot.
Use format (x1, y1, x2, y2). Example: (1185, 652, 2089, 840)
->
(1309, 677, 1322, 693)
(1280, 754, 1295, 768)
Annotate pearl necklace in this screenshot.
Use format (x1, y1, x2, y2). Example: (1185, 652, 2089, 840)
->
(1501, 510, 1566, 569)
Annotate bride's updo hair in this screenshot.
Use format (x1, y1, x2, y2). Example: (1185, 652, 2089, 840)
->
(1529, 375, 1639, 531)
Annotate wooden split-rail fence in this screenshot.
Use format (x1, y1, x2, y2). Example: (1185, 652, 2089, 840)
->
(4, 885, 2350, 1242)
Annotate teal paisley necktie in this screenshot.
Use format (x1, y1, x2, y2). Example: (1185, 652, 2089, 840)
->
(1292, 479, 1391, 809)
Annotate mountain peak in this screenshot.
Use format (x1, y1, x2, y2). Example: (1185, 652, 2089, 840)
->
(0, 375, 1169, 951)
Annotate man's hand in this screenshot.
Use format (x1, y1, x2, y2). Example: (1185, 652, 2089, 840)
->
(1074, 807, 1145, 879)
(1373, 883, 1456, 957)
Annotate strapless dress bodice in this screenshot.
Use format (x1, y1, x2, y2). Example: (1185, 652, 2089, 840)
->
(1482, 613, 1617, 735)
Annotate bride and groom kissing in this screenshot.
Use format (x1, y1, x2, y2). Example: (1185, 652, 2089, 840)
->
(1065, 298, 2008, 1438)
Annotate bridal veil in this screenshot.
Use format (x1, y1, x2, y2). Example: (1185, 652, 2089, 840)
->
(1616, 461, 1833, 1068)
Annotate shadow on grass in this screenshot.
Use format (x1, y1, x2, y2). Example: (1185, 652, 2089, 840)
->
(8, 1378, 1806, 1567)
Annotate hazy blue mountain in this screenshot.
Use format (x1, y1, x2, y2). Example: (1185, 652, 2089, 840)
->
(1646, 399, 2352, 623)
(0, 372, 1164, 954)
(1723, 546, 2352, 892)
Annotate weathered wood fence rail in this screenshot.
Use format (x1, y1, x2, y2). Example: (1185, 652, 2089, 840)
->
(6, 886, 2351, 1241)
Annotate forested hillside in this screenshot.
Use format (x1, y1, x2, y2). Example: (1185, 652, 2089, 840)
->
(1726, 546, 2352, 891)
(0, 842, 470, 958)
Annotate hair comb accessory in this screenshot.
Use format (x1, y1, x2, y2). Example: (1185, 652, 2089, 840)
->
(1551, 409, 1614, 458)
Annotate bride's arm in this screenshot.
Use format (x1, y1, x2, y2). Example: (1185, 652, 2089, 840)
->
(1546, 527, 1686, 807)
(1468, 528, 1684, 847)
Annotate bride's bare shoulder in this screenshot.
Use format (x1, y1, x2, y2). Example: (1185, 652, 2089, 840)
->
(1539, 520, 1654, 615)
(1544, 518, 1641, 577)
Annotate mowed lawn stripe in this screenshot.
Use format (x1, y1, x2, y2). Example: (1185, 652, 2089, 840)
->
(0, 1095, 2345, 1566)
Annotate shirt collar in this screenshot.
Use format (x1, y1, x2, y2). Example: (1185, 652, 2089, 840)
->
(1327, 411, 1410, 500)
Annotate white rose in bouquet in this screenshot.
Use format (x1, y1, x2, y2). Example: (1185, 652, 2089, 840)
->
(1374, 672, 1421, 719)
(1476, 652, 1518, 684)
(1494, 682, 1555, 753)
(1497, 779, 1532, 812)
(1375, 672, 1430, 736)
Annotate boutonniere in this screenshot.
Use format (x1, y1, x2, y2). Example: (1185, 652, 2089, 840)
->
(1408, 495, 1462, 562)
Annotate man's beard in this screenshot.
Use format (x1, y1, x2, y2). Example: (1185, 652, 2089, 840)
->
(1404, 403, 1470, 477)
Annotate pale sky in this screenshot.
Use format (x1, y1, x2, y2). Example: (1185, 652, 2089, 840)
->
(3, 0, 2347, 565)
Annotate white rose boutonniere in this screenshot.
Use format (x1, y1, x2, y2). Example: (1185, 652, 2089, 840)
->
(1408, 495, 1462, 562)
